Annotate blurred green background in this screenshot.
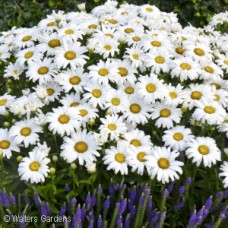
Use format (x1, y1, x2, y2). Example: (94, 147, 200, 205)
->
(0, 0, 227, 31)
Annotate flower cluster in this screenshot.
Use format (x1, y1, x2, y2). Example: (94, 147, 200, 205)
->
(1, 181, 228, 227)
(0, 1, 227, 187)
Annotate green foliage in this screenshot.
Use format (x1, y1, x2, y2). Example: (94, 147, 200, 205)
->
(0, 0, 227, 31)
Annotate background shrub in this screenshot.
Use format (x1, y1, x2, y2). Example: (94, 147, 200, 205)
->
(0, 0, 227, 32)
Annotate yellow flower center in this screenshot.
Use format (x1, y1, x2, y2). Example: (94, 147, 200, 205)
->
(125, 87, 134, 94)
(160, 109, 171, 117)
(146, 7, 153, 12)
(155, 56, 165, 64)
(169, 92, 177, 99)
(111, 98, 120, 106)
(115, 153, 125, 163)
(20, 127, 31, 136)
(69, 76, 81, 85)
(13, 69, 19, 75)
(0, 140, 10, 149)
(180, 63, 191, 70)
(24, 51, 33, 59)
(70, 102, 80, 107)
(47, 88, 55, 96)
(108, 124, 117, 131)
(130, 139, 142, 147)
(58, 114, 70, 124)
(132, 36, 141, 42)
(88, 24, 97, 29)
(124, 28, 134, 33)
(151, 41, 161, 47)
(204, 66, 214, 74)
(212, 83, 221, 90)
(173, 132, 183, 141)
(65, 29, 74, 34)
(0, 99, 7, 106)
(79, 109, 88, 117)
(74, 141, 88, 153)
(38, 67, 49, 75)
(108, 19, 118, 24)
(204, 106, 215, 114)
(132, 54, 139, 60)
(48, 39, 61, 48)
(137, 152, 146, 162)
(214, 94, 220, 101)
(130, 103, 141, 113)
(198, 145, 209, 155)
(223, 60, 228, 65)
(64, 51, 76, 60)
(118, 67, 128, 77)
(175, 47, 185, 55)
(105, 33, 113, 38)
(47, 22, 55, 26)
(223, 119, 228, 124)
(157, 158, 170, 169)
(104, 45, 112, 51)
(98, 68, 109, 76)
(194, 48, 205, 56)
(29, 161, 40, 171)
(191, 91, 202, 100)
(22, 35, 32, 42)
(146, 83, 156, 93)
(92, 89, 102, 98)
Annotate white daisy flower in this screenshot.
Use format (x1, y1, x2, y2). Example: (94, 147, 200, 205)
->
(18, 150, 50, 184)
(0, 128, 20, 159)
(4, 62, 23, 80)
(123, 95, 152, 125)
(0, 94, 15, 115)
(135, 73, 166, 103)
(87, 59, 118, 85)
(218, 114, 228, 135)
(60, 130, 100, 165)
(14, 28, 36, 48)
(26, 57, 57, 84)
(99, 114, 127, 141)
(126, 145, 152, 175)
(124, 47, 144, 68)
(55, 67, 87, 93)
(186, 137, 221, 167)
(46, 106, 80, 136)
(103, 142, 128, 175)
(55, 40, 88, 69)
(58, 25, 84, 43)
(219, 162, 228, 188)
(151, 102, 182, 129)
(215, 53, 228, 74)
(146, 146, 184, 184)
(162, 126, 194, 151)
(193, 99, 226, 125)
(9, 118, 42, 148)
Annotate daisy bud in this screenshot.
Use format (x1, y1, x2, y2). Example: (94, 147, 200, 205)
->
(7, 88, 12, 93)
(52, 155, 58, 163)
(3, 111, 10, 117)
(12, 119, 17, 124)
(181, 104, 188, 112)
(3, 121, 10, 128)
(88, 118, 95, 125)
(77, 3, 86, 12)
(7, 79, 12, 83)
(16, 155, 23, 162)
(70, 163, 77, 170)
(50, 167, 56, 175)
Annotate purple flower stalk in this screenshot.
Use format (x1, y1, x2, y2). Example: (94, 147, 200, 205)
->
(9, 194, 16, 205)
(58, 205, 66, 216)
(72, 206, 82, 228)
(205, 196, 213, 210)
(41, 202, 51, 216)
(124, 214, 131, 228)
(97, 215, 103, 228)
(71, 197, 77, 206)
(174, 200, 185, 212)
(33, 193, 41, 206)
(119, 198, 127, 215)
(188, 210, 197, 227)
(179, 186, 185, 197)
(0, 191, 10, 208)
(117, 215, 123, 226)
(129, 186, 137, 203)
(104, 196, 110, 210)
(186, 178, 192, 185)
(167, 182, 174, 194)
(65, 185, 71, 193)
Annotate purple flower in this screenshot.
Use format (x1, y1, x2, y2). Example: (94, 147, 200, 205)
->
(188, 210, 197, 227)
(117, 215, 123, 226)
(58, 205, 66, 216)
(9, 194, 16, 205)
(147, 197, 153, 210)
(104, 196, 110, 210)
(129, 186, 137, 202)
(33, 193, 41, 206)
(0, 191, 10, 208)
(41, 202, 51, 216)
(160, 212, 166, 221)
(179, 186, 185, 197)
(151, 210, 159, 224)
(216, 191, 223, 199)
(97, 185, 103, 195)
(174, 201, 185, 212)
(186, 178, 192, 185)
(124, 214, 131, 228)
(109, 183, 115, 196)
(91, 194, 96, 207)
(86, 193, 92, 207)
(163, 189, 169, 197)
(97, 215, 103, 228)
(119, 198, 127, 215)
(219, 207, 228, 219)
(167, 182, 174, 194)
(65, 185, 71, 193)
(205, 196, 213, 210)
(71, 197, 77, 206)
(72, 206, 82, 228)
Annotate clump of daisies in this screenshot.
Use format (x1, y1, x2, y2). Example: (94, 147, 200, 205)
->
(0, 0, 227, 193)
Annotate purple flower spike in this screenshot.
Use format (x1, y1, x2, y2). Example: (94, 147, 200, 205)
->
(97, 184, 103, 195)
(174, 200, 185, 212)
(186, 178, 192, 185)
(109, 183, 115, 196)
(119, 198, 127, 215)
(65, 185, 71, 193)
(147, 197, 153, 210)
(129, 186, 137, 202)
(188, 210, 197, 227)
(219, 207, 228, 219)
(33, 193, 41, 207)
(97, 215, 103, 228)
(124, 214, 131, 228)
(71, 197, 77, 206)
(179, 186, 185, 197)
(117, 215, 123, 226)
(104, 196, 110, 210)
(41, 202, 51, 216)
(0, 191, 10, 208)
(216, 191, 223, 199)
(205, 196, 213, 210)
(86, 192, 92, 207)
(163, 189, 169, 197)
(58, 205, 66, 216)
(9, 194, 16, 205)
(167, 182, 174, 194)
(72, 206, 82, 228)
